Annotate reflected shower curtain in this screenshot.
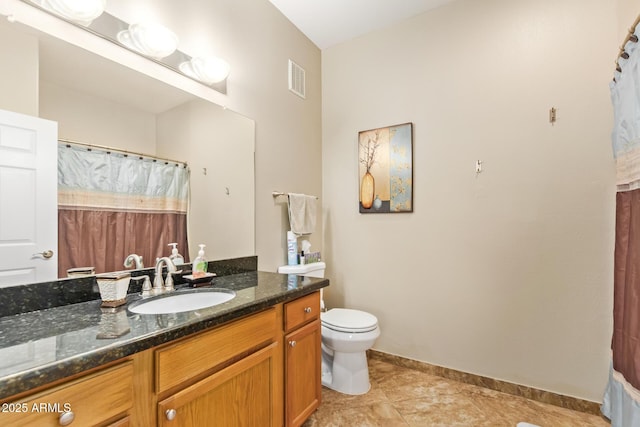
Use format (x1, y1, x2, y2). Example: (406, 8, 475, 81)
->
(602, 23, 640, 426)
(57, 144, 190, 275)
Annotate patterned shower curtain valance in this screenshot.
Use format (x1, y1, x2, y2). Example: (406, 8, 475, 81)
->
(602, 16, 640, 427)
(611, 23, 640, 191)
(57, 144, 190, 275)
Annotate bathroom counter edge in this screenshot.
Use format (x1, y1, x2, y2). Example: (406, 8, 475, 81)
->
(0, 271, 329, 400)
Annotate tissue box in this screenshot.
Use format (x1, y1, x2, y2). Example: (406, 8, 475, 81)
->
(96, 272, 131, 307)
(67, 266, 95, 277)
(305, 251, 321, 264)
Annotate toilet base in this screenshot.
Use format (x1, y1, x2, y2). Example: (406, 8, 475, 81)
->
(321, 349, 371, 395)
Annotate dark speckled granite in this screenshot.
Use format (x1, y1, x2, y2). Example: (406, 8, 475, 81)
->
(0, 269, 328, 400)
(0, 276, 100, 318)
(0, 256, 257, 318)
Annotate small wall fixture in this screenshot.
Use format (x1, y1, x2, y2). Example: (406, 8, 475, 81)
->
(30, 0, 105, 26)
(117, 22, 179, 60)
(179, 56, 231, 85)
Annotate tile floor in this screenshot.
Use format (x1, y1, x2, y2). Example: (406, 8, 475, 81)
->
(303, 359, 611, 427)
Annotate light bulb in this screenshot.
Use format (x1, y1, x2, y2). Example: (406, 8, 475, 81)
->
(31, 0, 105, 26)
(117, 22, 178, 60)
(179, 56, 230, 85)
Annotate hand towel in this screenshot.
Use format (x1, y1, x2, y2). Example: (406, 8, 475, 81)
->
(288, 193, 317, 235)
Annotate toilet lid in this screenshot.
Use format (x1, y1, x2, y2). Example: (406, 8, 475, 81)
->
(321, 308, 378, 333)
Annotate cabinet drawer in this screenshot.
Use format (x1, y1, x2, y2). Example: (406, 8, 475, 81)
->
(0, 362, 133, 427)
(284, 292, 320, 332)
(156, 308, 277, 394)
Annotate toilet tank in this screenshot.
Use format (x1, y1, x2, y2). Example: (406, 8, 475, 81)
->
(277, 262, 326, 278)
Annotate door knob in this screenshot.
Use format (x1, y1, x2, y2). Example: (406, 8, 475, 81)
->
(304, 307, 312, 313)
(33, 250, 54, 259)
(289, 340, 297, 347)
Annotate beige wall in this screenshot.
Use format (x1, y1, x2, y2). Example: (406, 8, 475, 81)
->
(39, 80, 157, 154)
(0, 24, 38, 116)
(322, 0, 617, 401)
(617, 0, 640, 41)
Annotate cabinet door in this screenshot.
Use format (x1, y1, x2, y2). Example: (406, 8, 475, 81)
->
(285, 319, 321, 427)
(107, 416, 130, 427)
(158, 342, 278, 427)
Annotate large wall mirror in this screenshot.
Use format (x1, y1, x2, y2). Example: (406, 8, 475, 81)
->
(0, 16, 255, 284)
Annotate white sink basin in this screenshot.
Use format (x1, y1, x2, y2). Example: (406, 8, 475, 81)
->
(128, 288, 236, 314)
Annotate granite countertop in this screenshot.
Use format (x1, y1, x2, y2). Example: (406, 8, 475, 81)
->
(0, 270, 328, 400)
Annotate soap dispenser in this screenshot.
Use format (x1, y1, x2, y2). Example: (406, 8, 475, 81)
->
(168, 243, 185, 265)
(192, 244, 208, 278)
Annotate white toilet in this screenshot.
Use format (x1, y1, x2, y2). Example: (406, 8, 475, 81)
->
(277, 262, 380, 395)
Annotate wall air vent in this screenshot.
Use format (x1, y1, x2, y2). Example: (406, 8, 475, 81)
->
(288, 59, 306, 99)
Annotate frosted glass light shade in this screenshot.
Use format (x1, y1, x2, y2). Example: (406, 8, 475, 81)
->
(31, 0, 105, 26)
(117, 22, 179, 60)
(179, 56, 231, 85)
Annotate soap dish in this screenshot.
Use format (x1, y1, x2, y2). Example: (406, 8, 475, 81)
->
(183, 272, 216, 287)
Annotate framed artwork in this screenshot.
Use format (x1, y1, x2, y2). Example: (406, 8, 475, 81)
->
(358, 122, 413, 213)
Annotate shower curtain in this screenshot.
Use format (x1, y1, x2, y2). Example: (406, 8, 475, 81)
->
(602, 21, 640, 427)
(57, 144, 190, 275)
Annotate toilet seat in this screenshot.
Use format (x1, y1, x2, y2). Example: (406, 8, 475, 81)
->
(321, 308, 378, 333)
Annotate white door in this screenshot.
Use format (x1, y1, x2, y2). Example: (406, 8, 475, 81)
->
(0, 109, 57, 287)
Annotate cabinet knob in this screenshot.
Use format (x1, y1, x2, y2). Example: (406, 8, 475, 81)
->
(166, 409, 177, 421)
(58, 411, 75, 426)
(304, 307, 312, 313)
(289, 340, 297, 347)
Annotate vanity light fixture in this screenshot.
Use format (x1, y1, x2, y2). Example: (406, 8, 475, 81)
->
(20, 0, 230, 91)
(179, 56, 231, 85)
(30, 0, 105, 26)
(117, 22, 179, 60)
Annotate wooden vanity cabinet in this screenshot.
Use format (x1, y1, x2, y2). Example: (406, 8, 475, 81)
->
(154, 307, 282, 427)
(283, 292, 321, 427)
(1, 290, 325, 427)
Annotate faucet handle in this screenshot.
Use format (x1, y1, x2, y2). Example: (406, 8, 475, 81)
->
(164, 270, 183, 292)
(164, 273, 175, 292)
(131, 275, 152, 298)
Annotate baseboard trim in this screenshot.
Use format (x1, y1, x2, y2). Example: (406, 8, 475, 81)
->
(368, 350, 601, 415)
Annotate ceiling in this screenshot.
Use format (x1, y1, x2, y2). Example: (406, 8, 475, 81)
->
(269, 0, 456, 50)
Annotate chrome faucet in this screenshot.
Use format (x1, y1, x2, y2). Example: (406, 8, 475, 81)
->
(124, 253, 144, 269)
(154, 257, 179, 294)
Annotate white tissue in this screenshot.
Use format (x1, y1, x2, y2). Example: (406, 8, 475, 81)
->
(301, 240, 311, 253)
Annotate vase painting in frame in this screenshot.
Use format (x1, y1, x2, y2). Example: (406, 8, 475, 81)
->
(358, 122, 413, 213)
